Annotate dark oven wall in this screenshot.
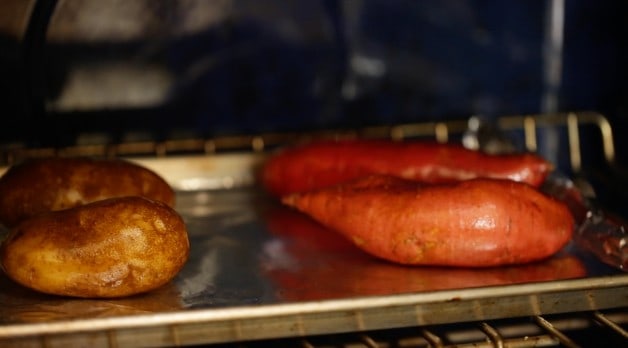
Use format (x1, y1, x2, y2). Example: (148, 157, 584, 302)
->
(1, 0, 627, 168)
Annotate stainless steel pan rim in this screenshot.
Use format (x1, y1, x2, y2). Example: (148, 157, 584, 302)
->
(1, 274, 626, 339)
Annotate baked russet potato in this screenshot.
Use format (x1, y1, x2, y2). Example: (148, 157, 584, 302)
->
(0, 157, 175, 227)
(0, 196, 189, 298)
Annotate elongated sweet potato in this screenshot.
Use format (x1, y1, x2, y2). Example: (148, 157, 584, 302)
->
(0, 157, 175, 227)
(262, 139, 551, 197)
(263, 205, 585, 300)
(282, 175, 574, 267)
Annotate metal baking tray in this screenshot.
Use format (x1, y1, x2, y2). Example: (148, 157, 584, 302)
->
(1, 113, 627, 347)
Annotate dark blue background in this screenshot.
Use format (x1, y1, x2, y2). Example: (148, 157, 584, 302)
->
(1, 0, 627, 164)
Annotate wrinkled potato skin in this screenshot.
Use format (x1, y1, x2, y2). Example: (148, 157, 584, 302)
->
(0, 157, 175, 227)
(0, 196, 189, 298)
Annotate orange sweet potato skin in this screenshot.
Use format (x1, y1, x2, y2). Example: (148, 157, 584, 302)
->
(262, 139, 552, 197)
(283, 175, 574, 267)
(262, 205, 585, 301)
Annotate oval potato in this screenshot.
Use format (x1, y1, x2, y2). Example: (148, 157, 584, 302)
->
(0, 157, 175, 227)
(0, 196, 189, 298)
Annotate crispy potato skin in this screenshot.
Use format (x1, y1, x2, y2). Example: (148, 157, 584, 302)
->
(283, 175, 574, 267)
(262, 139, 552, 197)
(0, 196, 189, 298)
(0, 157, 175, 227)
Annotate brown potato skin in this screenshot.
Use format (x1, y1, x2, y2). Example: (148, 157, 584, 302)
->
(0, 196, 189, 298)
(0, 157, 175, 227)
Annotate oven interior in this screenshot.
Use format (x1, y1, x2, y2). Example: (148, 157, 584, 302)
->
(0, 1, 627, 347)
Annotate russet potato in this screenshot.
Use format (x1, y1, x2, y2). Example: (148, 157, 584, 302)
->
(0, 157, 175, 228)
(0, 196, 189, 298)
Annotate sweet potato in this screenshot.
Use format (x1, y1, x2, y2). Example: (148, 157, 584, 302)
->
(261, 139, 552, 197)
(263, 205, 585, 300)
(282, 175, 574, 267)
(0, 157, 175, 227)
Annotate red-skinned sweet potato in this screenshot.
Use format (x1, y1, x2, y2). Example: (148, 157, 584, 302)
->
(282, 175, 574, 267)
(262, 205, 585, 301)
(262, 139, 552, 197)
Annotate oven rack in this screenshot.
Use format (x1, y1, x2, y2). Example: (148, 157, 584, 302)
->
(3, 275, 627, 347)
(0, 111, 616, 174)
(231, 308, 628, 348)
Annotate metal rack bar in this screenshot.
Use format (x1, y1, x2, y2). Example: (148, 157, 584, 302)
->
(252, 309, 627, 348)
(2, 307, 626, 347)
(0, 111, 617, 173)
(534, 316, 580, 348)
(592, 311, 628, 339)
(358, 334, 380, 348)
(420, 329, 444, 348)
(479, 322, 504, 348)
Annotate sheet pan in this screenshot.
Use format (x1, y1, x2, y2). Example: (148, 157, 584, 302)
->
(0, 152, 627, 347)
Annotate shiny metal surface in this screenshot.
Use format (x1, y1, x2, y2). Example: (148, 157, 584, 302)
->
(0, 154, 627, 347)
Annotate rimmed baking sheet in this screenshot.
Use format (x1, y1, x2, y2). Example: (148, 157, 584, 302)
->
(0, 154, 626, 347)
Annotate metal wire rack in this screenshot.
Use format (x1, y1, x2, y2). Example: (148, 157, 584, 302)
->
(0, 111, 616, 174)
(207, 309, 627, 348)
